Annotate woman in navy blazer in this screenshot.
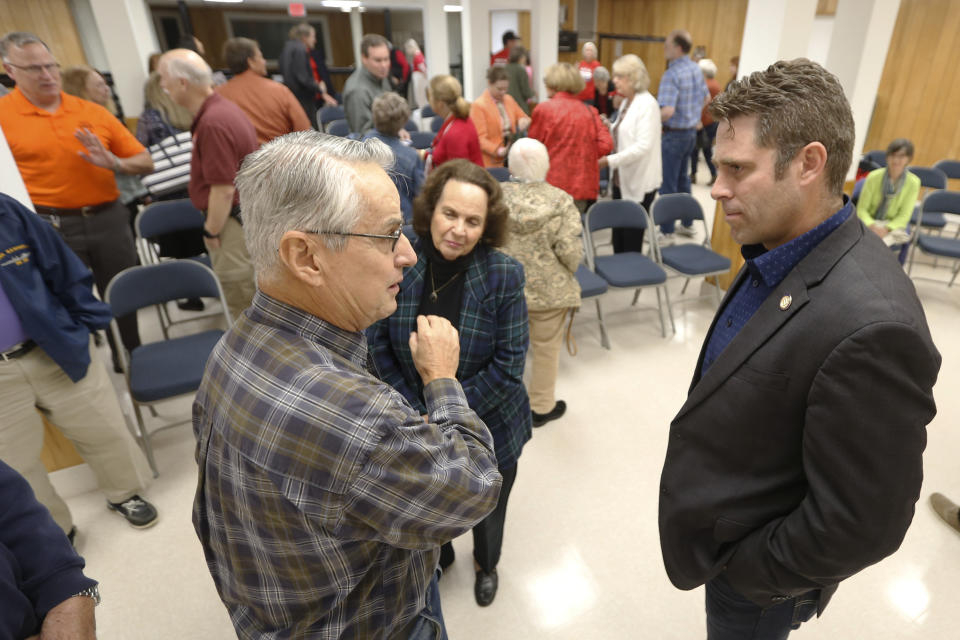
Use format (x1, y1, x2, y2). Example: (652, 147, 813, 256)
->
(368, 159, 531, 607)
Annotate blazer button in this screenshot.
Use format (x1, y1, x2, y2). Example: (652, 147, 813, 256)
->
(771, 595, 789, 603)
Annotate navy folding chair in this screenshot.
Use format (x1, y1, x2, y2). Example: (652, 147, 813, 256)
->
(409, 131, 435, 150)
(908, 167, 949, 235)
(430, 116, 444, 133)
(327, 119, 351, 137)
(487, 167, 511, 182)
(864, 150, 887, 168)
(650, 194, 731, 306)
(575, 263, 610, 349)
(420, 104, 436, 119)
(906, 190, 960, 284)
(933, 159, 960, 180)
(584, 200, 675, 337)
(106, 261, 231, 476)
(851, 178, 865, 206)
(319, 105, 345, 129)
(404, 120, 419, 133)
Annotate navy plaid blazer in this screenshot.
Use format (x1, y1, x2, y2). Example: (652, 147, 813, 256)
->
(368, 242, 532, 469)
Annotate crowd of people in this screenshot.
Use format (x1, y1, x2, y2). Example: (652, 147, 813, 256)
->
(0, 21, 950, 640)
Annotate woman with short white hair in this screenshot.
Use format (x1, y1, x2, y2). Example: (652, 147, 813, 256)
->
(598, 53, 661, 253)
(500, 138, 583, 428)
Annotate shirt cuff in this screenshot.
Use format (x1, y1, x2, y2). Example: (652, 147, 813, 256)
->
(422, 378, 469, 417)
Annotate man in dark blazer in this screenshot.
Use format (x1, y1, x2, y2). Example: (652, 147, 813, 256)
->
(658, 59, 941, 640)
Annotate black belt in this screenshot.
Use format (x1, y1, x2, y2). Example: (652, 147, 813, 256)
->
(34, 201, 117, 217)
(662, 126, 696, 132)
(0, 340, 36, 362)
(204, 205, 243, 225)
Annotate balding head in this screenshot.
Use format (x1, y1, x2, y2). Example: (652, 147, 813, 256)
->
(157, 48, 213, 113)
(665, 29, 693, 61)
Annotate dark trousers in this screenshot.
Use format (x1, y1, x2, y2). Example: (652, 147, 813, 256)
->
(42, 201, 141, 356)
(660, 128, 698, 233)
(440, 462, 518, 573)
(691, 122, 719, 179)
(706, 573, 818, 640)
(612, 186, 657, 253)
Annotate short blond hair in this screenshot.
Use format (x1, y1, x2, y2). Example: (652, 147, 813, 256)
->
(611, 54, 650, 93)
(543, 62, 584, 94)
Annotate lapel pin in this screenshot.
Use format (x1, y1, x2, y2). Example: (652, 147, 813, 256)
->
(779, 295, 792, 311)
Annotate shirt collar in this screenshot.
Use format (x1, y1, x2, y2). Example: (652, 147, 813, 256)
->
(191, 92, 221, 133)
(742, 198, 853, 287)
(667, 55, 691, 69)
(251, 291, 369, 370)
(8, 87, 77, 116)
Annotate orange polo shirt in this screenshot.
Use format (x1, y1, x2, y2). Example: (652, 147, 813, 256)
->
(216, 70, 312, 145)
(0, 88, 145, 208)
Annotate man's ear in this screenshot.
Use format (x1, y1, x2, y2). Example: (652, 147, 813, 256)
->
(277, 231, 325, 286)
(797, 141, 829, 187)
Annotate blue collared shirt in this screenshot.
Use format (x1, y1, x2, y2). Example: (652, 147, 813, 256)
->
(701, 201, 854, 373)
(362, 130, 425, 222)
(658, 55, 709, 129)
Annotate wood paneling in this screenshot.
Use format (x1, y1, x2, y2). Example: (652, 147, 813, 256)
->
(0, 0, 88, 66)
(518, 11, 531, 58)
(596, 0, 748, 96)
(816, 0, 838, 16)
(559, 0, 576, 31)
(863, 0, 960, 167)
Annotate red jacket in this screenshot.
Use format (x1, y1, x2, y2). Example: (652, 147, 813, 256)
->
(431, 116, 483, 168)
(576, 60, 601, 102)
(528, 92, 613, 200)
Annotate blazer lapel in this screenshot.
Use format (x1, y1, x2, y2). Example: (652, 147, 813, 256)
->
(462, 246, 490, 308)
(675, 212, 863, 421)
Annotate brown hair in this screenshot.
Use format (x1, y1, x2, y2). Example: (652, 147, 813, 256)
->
(543, 62, 585, 94)
(223, 37, 258, 75)
(508, 45, 527, 65)
(428, 74, 471, 119)
(486, 66, 508, 84)
(361, 33, 389, 57)
(412, 159, 509, 248)
(709, 58, 854, 196)
(61, 65, 117, 115)
(886, 138, 914, 159)
(371, 91, 410, 136)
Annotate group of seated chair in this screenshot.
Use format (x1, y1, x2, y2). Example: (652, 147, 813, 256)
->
(319, 104, 438, 150)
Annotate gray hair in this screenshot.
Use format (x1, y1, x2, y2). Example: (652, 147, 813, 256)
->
(0, 32, 51, 61)
(612, 54, 650, 93)
(161, 50, 213, 87)
(593, 65, 610, 85)
(699, 58, 717, 78)
(236, 131, 394, 282)
(582, 41, 597, 56)
(289, 23, 314, 40)
(508, 138, 550, 182)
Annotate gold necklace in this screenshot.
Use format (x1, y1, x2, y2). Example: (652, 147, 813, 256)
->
(429, 262, 462, 302)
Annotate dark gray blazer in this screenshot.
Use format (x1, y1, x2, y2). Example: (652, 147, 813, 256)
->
(658, 212, 941, 614)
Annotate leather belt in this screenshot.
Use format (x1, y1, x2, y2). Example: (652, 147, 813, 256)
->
(0, 340, 36, 362)
(34, 200, 117, 217)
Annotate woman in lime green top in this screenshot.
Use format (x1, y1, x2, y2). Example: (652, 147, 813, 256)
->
(856, 138, 920, 246)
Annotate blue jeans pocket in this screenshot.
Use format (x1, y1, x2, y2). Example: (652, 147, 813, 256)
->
(790, 596, 818, 629)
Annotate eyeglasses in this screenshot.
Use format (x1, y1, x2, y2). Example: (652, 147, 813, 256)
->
(308, 226, 404, 252)
(5, 62, 61, 76)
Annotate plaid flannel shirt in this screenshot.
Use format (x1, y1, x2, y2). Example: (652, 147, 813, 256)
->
(658, 56, 709, 130)
(193, 292, 501, 639)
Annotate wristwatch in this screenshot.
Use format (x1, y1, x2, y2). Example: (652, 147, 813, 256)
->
(72, 585, 101, 606)
(202, 227, 220, 239)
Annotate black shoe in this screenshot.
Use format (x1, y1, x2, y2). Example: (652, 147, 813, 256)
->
(531, 400, 566, 427)
(439, 542, 455, 570)
(474, 569, 498, 607)
(177, 297, 205, 312)
(107, 495, 158, 529)
(112, 354, 124, 374)
(67, 526, 77, 547)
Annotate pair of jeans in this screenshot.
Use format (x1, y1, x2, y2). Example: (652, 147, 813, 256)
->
(692, 122, 719, 179)
(705, 573, 818, 640)
(660, 129, 698, 233)
(407, 570, 448, 640)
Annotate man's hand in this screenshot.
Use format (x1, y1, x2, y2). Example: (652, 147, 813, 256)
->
(39, 595, 97, 640)
(871, 223, 889, 238)
(409, 315, 460, 385)
(496, 146, 507, 158)
(517, 116, 531, 131)
(398, 128, 411, 142)
(75, 128, 116, 171)
(598, 156, 609, 169)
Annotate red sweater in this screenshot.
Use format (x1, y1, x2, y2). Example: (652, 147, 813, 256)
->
(528, 92, 613, 200)
(431, 116, 483, 168)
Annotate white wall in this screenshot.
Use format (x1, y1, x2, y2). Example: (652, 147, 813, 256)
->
(0, 130, 32, 210)
(489, 11, 518, 54)
(88, 0, 158, 117)
(807, 15, 834, 65)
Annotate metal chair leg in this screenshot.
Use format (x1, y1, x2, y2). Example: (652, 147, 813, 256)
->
(594, 298, 611, 349)
(631, 288, 641, 306)
(132, 403, 159, 478)
(681, 277, 691, 294)
(661, 285, 677, 336)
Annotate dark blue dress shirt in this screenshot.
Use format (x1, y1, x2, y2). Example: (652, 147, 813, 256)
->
(701, 200, 854, 373)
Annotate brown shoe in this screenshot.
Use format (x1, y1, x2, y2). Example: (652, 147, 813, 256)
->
(930, 493, 960, 534)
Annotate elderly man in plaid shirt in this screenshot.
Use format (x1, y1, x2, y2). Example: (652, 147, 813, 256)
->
(658, 29, 709, 239)
(192, 131, 502, 640)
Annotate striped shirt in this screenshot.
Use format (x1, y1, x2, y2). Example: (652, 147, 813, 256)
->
(193, 292, 501, 639)
(658, 56, 709, 130)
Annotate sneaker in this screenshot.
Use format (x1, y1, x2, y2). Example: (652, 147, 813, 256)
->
(531, 400, 567, 427)
(656, 231, 675, 246)
(676, 225, 696, 238)
(177, 297, 205, 312)
(930, 493, 960, 534)
(107, 495, 158, 529)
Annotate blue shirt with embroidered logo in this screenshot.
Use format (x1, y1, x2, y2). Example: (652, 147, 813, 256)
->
(0, 193, 112, 382)
(702, 200, 854, 373)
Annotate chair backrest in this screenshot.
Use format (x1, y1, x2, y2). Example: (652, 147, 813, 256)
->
(135, 199, 205, 240)
(327, 119, 351, 137)
(851, 177, 865, 205)
(409, 131, 435, 150)
(430, 116, 444, 133)
(909, 166, 947, 190)
(319, 105, 345, 125)
(864, 150, 887, 167)
(141, 132, 192, 198)
(586, 199, 649, 232)
(933, 159, 960, 180)
(487, 167, 511, 182)
(420, 104, 436, 119)
(651, 193, 705, 226)
(922, 189, 960, 216)
(403, 120, 419, 133)
(106, 261, 225, 319)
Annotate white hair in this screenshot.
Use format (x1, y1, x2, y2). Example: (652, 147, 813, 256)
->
(612, 54, 650, 93)
(508, 138, 550, 182)
(162, 52, 213, 87)
(582, 41, 597, 56)
(236, 131, 394, 282)
(698, 58, 717, 78)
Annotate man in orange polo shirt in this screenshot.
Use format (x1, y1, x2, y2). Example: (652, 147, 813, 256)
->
(0, 32, 154, 371)
(216, 37, 311, 145)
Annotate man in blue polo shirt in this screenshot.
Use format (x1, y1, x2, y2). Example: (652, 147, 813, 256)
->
(658, 29, 708, 238)
(0, 193, 157, 538)
(658, 59, 940, 639)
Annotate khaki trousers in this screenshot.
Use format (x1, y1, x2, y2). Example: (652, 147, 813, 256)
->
(0, 340, 152, 533)
(209, 216, 256, 321)
(527, 308, 570, 414)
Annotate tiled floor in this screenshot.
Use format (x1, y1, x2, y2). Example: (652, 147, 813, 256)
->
(52, 181, 960, 639)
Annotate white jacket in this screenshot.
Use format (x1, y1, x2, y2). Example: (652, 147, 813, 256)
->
(606, 91, 662, 201)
